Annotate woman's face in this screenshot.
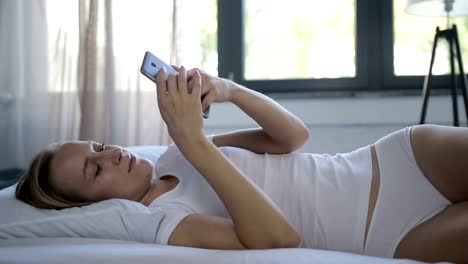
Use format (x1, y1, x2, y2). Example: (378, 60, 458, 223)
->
(50, 141, 153, 203)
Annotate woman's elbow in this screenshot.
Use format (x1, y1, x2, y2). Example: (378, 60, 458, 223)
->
(273, 232, 302, 249)
(284, 127, 310, 153)
(243, 228, 302, 249)
(271, 226, 302, 249)
(300, 126, 311, 145)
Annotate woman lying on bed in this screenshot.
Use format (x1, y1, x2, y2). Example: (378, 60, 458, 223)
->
(15, 66, 468, 263)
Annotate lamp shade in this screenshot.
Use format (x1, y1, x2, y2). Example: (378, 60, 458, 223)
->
(406, 0, 468, 16)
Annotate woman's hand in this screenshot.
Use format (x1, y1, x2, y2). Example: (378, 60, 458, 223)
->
(173, 66, 238, 113)
(155, 66, 204, 145)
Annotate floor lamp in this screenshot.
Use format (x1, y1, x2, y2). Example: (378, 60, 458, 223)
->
(406, 0, 468, 127)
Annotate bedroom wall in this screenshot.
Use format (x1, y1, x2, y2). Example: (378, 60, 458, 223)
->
(203, 94, 468, 155)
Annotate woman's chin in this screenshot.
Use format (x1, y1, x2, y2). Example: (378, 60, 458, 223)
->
(134, 156, 153, 177)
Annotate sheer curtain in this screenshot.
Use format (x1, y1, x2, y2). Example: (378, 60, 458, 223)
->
(54, 0, 175, 146)
(0, 0, 204, 169)
(0, 0, 50, 169)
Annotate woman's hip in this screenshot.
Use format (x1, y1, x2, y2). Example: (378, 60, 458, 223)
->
(364, 126, 452, 258)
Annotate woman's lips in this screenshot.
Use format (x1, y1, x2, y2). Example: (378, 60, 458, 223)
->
(128, 154, 136, 173)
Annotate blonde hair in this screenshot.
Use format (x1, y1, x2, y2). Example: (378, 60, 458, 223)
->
(15, 142, 93, 210)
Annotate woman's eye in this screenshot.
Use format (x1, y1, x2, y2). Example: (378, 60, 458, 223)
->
(100, 143, 106, 151)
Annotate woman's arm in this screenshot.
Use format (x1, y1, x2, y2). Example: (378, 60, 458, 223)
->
(192, 70, 309, 154)
(213, 83, 309, 154)
(179, 136, 300, 249)
(176, 66, 310, 154)
(227, 83, 309, 152)
(212, 128, 290, 154)
(155, 66, 301, 249)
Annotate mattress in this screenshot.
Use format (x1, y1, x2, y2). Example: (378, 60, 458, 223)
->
(0, 237, 443, 264)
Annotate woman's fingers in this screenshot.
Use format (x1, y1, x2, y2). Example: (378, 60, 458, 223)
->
(155, 67, 167, 99)
(177, 65, 188, 96)
(201, 90, 216, 112)
(185, 68, 200, 81)
(191, 69, 202, 99)
(167, 71, 178, 96)
(157, 65, 203, 116)
(186, 68, 196, 76)
(187, 79, 194, 94)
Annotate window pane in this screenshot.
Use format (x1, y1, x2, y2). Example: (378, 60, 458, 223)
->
(393, 0, 468, 76)
(244, 0, 356, 80)
(176, 0, 218, 75)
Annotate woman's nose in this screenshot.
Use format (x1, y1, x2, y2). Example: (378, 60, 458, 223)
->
(111, 149, 123, 165)
(95, 148, 122, 165)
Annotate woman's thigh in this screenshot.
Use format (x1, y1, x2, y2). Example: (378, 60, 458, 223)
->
(394, 201, 468, 263)
(410, 124, 468, 203)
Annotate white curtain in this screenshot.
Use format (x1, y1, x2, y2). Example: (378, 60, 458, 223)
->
(0, 0, 50, 169)
(0, 0, 205, 169)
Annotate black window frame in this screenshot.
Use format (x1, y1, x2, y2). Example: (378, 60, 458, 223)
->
(217, 0, 466, 95)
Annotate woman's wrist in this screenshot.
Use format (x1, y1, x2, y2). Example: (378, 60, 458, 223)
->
(173, 131, 216, 149)
(175, 133, 213, 159)
(171, 129, 204, 146)
(226, 80, 245, 103)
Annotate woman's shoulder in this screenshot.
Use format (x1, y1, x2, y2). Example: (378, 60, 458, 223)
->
(153, 143, 195, 178)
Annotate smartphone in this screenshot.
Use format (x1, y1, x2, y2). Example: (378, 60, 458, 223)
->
(140, 51, 210, 119)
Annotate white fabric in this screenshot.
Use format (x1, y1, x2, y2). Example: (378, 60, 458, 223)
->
(149, 134, 216, 245)
(0, 186, 163, 242)
(0, 145, 167, 243)
(0, 237, 430, 264)
(150, 141, 373, 254)
(364, 126, 452, 258)
(0, 0, 51, 169)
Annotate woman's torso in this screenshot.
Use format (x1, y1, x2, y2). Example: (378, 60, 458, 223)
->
(149, 144, 380, 254)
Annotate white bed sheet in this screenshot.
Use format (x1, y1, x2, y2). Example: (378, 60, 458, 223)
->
(0, 238, 449, 264)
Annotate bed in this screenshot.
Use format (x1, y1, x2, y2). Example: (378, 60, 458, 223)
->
(0, 237, 438, 264)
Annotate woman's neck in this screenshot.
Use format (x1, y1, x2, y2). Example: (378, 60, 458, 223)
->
(138, 182, 160, 206)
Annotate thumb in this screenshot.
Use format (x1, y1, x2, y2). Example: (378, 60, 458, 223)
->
(171, 64, 181, 71)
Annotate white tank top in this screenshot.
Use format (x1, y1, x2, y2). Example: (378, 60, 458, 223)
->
(149, 142, 372, 254)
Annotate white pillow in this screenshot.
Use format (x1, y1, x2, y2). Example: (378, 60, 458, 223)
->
(0, 145, 168, 243)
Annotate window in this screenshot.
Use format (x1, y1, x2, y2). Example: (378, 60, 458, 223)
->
(218, 0, 468, 94)
(171, 0, 218, 75)
(244, 0, 355, 80)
